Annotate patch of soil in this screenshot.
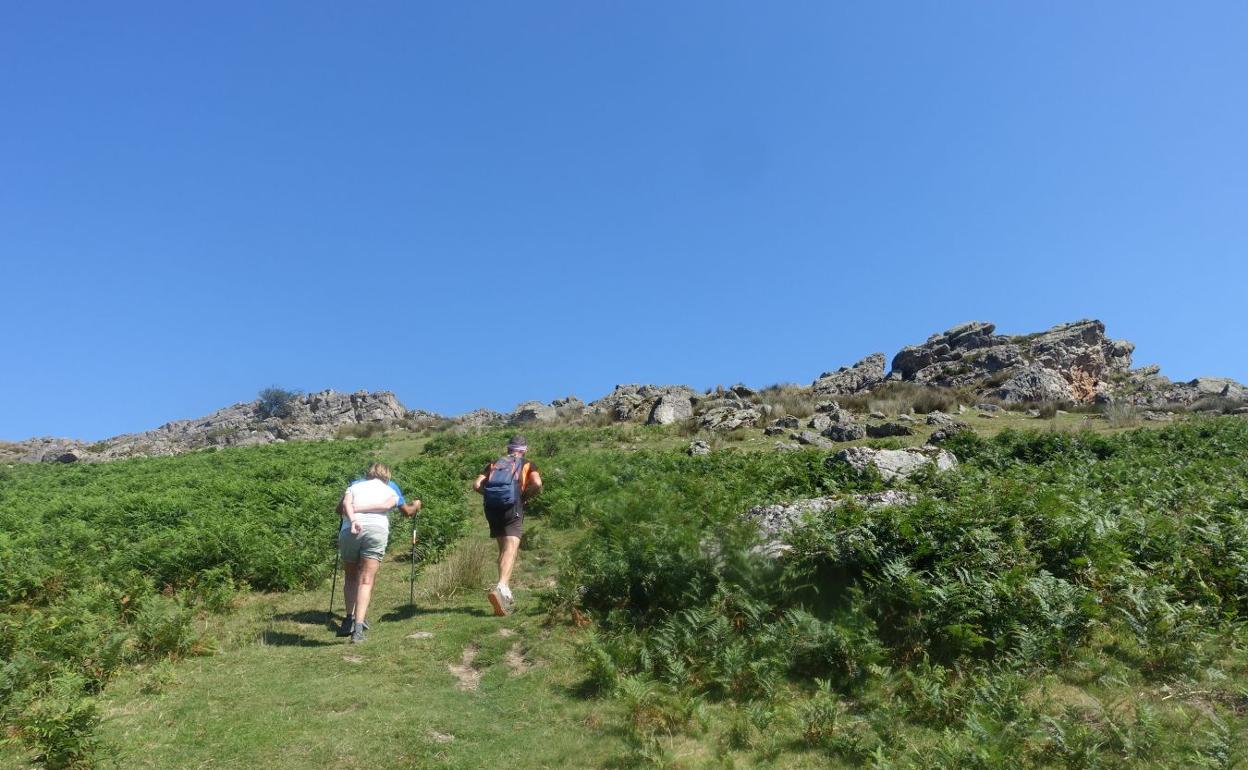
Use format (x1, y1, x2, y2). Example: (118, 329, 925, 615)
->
(448, 643, 481, 691)
(504, 642, 534, 677)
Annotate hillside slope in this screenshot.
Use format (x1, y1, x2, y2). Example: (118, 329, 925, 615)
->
(3, 415, 1247, 769)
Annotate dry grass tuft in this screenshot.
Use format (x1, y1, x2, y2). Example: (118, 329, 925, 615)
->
(421, 538, 494, 600)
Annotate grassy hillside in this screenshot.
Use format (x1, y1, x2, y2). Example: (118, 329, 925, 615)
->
(2, 416, 1247, 768)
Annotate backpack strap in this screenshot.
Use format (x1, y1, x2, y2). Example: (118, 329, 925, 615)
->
(519, 461, 531, 492)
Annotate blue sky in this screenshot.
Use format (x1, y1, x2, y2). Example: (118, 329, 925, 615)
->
(2, 2, 1245, 441)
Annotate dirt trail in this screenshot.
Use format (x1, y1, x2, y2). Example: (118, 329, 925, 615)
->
(448, 643, 482, 690)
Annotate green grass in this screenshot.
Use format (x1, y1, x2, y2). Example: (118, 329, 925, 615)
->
(83, 533, 625, 770)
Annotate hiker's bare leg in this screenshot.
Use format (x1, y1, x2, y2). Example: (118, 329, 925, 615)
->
(343, 561, 360, 615)
(354, 557, 381, 624)
(497, 535, 521, 587)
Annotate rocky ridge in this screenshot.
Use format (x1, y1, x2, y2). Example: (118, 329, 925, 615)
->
(6, 318, 1245, 463)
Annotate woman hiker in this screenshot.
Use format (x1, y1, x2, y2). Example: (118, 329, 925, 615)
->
(336, 462, 421, 643)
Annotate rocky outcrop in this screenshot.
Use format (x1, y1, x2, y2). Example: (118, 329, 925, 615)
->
(889, 320, 1133, 404)
(451, 408, 507, 429)
(699, 405, 761, 432)
(13, 390, 425, 463)
(988, 365, 1074, 404)
(813, 353, 886, 396)
(510, 401, 558, 424)
(744, 491, 917, 557)
(829, 446, 958, 482)
(589, 384, 698, 423)
(551, 396, 586, 417)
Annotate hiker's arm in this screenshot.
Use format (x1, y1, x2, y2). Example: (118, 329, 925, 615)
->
(472, 474, 486, 494)
(343, 492, 362, 534)
(524, 471, 543, 498)
(399, 499, 422, 517)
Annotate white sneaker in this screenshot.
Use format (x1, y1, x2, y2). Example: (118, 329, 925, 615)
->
(487, 588, 508, 617)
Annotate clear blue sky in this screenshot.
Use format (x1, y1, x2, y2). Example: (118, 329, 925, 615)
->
(2, 3, 1245, 441)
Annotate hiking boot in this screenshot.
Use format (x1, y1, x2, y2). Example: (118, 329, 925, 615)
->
(487, 589, 509, 617)
(349, 622, 367, 644)
(336, 614, 355, 637)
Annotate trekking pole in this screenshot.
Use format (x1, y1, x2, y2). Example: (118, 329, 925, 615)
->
(409, 518, 418, 607)
(328, 550, 340, 627)
(328, 509, 343, 627)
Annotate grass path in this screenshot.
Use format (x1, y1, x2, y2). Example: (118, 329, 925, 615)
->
(87, 535, 626, 770)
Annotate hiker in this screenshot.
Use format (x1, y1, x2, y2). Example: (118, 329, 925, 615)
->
(473, 435, 542, 616)
(336, 462, 421, 643)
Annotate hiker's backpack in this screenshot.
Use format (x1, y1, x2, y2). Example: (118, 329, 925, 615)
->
(482, 455, 530, 509)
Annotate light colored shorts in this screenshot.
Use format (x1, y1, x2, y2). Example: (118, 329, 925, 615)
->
(338, 517, 389, 562)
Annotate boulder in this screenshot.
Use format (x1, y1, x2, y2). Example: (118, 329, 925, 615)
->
(589, 384, 699, 423)
(699, 406, 761, 432)
(823, 423, 866, 442)
(1191, 377, 1247, 400)
(510, 400, 558, 424)
(988, 365, 1073, 404)
(809, 407, 856, 433)
(648, 393, 694, 425)
(765, 415, 801, 436)
(792, 431, 834, 449)
(866, 422, 915, 438)
(687, 440, 711, 456)
(813, 353, 887, 396)
(744, 491, 918, 557)
(828, 445, 957, 482)
(551, 396, 586, 416)
(927, 422, 972, 445)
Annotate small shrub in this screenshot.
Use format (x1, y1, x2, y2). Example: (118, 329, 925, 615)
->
(256, 386, 301, 419)
(1101, 402, 1139, 428)
(519, 524, 546, 552)
(576, 632, 623, 695)
(756, 384, 818, 419)
(131, 594, 199, 659)
(336, 422, 388, 439)
(1036, 401, 1060, 419)
(420, 538, 493, 600)
(1191, 396, 1241, 414)
(13, 673, 102, 770)
(843, 382, 962, 415)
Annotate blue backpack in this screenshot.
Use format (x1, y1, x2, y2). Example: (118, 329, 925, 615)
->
(482, 455, 530, 509)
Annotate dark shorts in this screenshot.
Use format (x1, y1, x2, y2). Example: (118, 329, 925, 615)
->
(485, 507, 523, 539)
